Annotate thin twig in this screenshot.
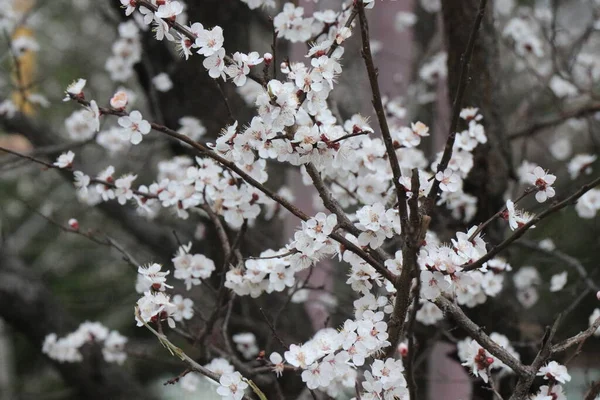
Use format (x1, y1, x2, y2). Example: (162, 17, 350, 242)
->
(0, 145, 159, 199)
(551, 316, 600, 354)
(163, 368, 191, 385)
(22, 201, 139, 269)
(435, 296, 529, 376)
(468, 188, 533, 241)
(357, 1, 409, 233)
(259, 307, 287, 349)
(464, 176, 600, 271)
(516, 240, 599, 291)
(509, 103, 600, 140)
(68, 96, 390, 282)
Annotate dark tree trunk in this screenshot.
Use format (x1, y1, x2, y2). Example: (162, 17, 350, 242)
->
(122, 0, 256, 134)
(441, 2, 517, 399)
(441, 0, 512, 245)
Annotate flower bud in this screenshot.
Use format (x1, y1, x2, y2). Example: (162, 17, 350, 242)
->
(264, 52, 273, 65)
(397, 342, 409, 357)
(68, 218, 79, 230)
(110, 91, 128, 110)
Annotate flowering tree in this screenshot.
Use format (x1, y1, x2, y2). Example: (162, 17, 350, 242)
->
(1, 0, 600, 399)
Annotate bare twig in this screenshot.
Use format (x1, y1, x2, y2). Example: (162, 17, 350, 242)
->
(509, 103, 600, 140)
(551, 316, 600, 354)
(516, 240, 599, 291)
(163, 368, 191, 385)
(259, 307, 287, 349)
(464, 176, 600, 271)
(509, 314, 561, 400)
(467, 188, 533, 241)
(200, 202, 232, 266)
(22, 201, 139, 269)
(435, 296, 529, 376)
(0, 145, 159, 199)
(585, 381, 600, 400)
(69, 96, 391, 283)
(357, 1, 409, 232)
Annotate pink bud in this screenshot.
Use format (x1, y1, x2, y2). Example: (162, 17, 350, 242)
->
(397, 343, 409, 357)
(110, 91, 128, 110)
(264, 52, 273, 65)
(68, 218, 79, 230)
(596, 291, 600, 301)
(486, 357, 494, 365)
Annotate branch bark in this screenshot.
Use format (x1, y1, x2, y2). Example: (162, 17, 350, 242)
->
(435, 296, 530, 377)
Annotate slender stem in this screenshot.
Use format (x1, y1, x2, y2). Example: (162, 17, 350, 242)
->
(509, 103, 600, 140)
(467, 187, 533, 241)
(435, 296, 530, 376)
(357, 1, 409, 233)
(463, 176, 600, 271)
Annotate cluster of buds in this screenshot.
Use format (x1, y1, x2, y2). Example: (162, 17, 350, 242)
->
(474, 348, 494, 371)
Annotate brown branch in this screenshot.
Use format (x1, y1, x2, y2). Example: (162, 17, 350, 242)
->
(405, 277, 421, 400)
(0, 145, 159, 199)
(509, 315, 562, 400)
(467, 188, 533, 241)
(435, 296, 530, 376)
(463, 175, 600, 271)
(330, 130, 369, 144)
(247, 250, 297, 260)
(22, 200, 140, 269)
(304, 162, 392, 269)
(385, 171, 424, 359)
(70, 97, 394, 282)
(357, 1, 409, 233)
(0, 144, 54, 168)
(200, 202, 232, 266)
(585, 381, 600, 400)
(426, 0, 488, 203)
(259, 307, 288, 349)
(509, 103, 600, 140)
(163, 368, 191, 385)
(304, 162, 359, 235)
(551, 316, 600, 354)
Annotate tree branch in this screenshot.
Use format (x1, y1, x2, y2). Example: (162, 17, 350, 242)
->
(463, 176, 600, 271)
(435, 296, 530, 376)
(509, 103, 600, 140)
(357, 1, 409, 233)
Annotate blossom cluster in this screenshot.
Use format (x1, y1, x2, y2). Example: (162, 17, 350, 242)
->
(225, 212, 338, 298)
(42, 321, 127, 365)
(457, 333, 520, 382)
(135, 263, 195, 328)
(34, 1, 600, 399)
(417, 227, 511, 307)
